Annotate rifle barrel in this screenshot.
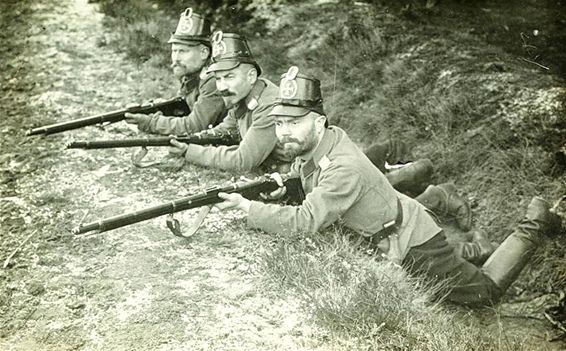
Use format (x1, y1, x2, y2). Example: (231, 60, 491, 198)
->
(26, 110, 126, 136)
(67, 137, 173, 149)
(26, 97, 190, 136)
(72, 176, 286, 235)
(66, 132, 240, 150)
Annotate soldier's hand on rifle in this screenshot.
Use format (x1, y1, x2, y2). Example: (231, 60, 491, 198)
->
(169, 138, 189, 157)
(124, 112, 150, 125)
(152, 98, 167, 104)
(259, 172, 287, 201)
(216, 193, 251, 213)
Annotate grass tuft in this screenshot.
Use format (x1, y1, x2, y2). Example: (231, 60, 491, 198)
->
(259, 228, 530, 350)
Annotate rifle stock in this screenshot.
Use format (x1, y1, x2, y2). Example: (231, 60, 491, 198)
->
(66, 131, 240, 149)
(26, 97, 190, 136)
(72, 175, 302, 235)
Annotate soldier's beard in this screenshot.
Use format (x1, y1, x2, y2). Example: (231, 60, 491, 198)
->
(171, 63, 199, 80)
(280, 133, 318, 159)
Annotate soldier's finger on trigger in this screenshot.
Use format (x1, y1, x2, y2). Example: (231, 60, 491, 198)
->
(270, 172, 284, 187)
(259, 192, 269, 201)
(270, 186, 287, 199)
(169, 138, 181, 147)
(124, 113, 137, 124)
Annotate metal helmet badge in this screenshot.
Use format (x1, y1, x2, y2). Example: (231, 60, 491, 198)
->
(179, 8, 194, 33)
(280, 66, 299, 99)
(212, 31, 227, 57)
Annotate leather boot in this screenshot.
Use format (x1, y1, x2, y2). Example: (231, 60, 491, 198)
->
(415, 182, 472, 231)
(482, 197, 563, 292)
(454, 230, 498, 265)
(385, 158, 434, 196)
(364, 139, 409, 173)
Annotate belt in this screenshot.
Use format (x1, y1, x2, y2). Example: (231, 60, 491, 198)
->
(367, 197, 404, 246)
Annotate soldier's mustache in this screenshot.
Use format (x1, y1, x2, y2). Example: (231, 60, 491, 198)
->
(280, 137, 301, 144)
(219, 90, 236, 97)
(170, 62, 185, 69)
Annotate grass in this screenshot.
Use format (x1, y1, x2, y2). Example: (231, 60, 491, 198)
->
(259, 228, 531, 350)
(97, 0, 175, 67)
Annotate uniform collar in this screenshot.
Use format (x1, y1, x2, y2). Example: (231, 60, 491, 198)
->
(199, 65, 208, 80)
(232, 79, 266, 119)
(244, 79, 266, 110)
(300, 128, 335, 178)
(179, 72, 200, 95)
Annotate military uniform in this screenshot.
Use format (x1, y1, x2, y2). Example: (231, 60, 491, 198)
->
(243, 66, 563, 306)
(182, 32, 288, 173)
(248, 126, 441, 263)
(185, 78, 281, 172)
(136, 8, 227, 136)
(137, 70, 227, 135)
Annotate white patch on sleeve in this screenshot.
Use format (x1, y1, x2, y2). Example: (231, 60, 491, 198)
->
(318, 155, 331, 170)
(383, 220, 396, 229)
(247, 98, 258, 110)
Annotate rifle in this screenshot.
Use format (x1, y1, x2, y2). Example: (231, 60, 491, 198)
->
(66, 130, 240, 149)
(26, 96, 190, 136)
(72, 174, 303, 236)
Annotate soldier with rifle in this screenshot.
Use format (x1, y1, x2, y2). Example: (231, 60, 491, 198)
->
(25, 8, 224, 137)
(124, 8, 228, 136)
(215, 66, 564, 305)
(168, 31, 290, 173)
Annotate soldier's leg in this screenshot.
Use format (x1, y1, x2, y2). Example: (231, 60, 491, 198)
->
(385, 159, 434, 195)
(481, 197, 562, 292)
(364, 139, 409, 173)
(365, 139, 475, 239)
(453, 230, 499, 265)
(415, 182, 472, 232)
(403, 231, 502, 305)
(403, 197, 562, 305)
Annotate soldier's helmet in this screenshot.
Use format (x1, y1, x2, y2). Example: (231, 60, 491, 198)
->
(268, 66, 325, 119)
(206, 31, 262, 75)
(168, 8, 211, 47)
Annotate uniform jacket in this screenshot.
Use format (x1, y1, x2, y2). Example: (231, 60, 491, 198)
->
(247, 126, 441, 262)
(184, 78, 283, 172)
(138, 70, 227, 135)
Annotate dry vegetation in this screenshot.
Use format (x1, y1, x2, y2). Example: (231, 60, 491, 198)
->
(1, 0, 565, 350)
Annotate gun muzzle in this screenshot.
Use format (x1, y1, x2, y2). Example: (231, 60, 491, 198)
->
(66, 141, 83, 149)
(72, 222, 100, 235)
(26, 128, 45, 136)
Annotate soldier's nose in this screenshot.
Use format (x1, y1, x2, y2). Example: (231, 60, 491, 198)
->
(278, 125, 291, 136)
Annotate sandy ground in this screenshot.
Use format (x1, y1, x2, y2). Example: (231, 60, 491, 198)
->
(0, 1, 338, 350)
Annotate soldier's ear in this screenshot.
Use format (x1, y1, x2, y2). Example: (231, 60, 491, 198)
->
(246, 66, 258, 84)
(314, 114, 327, 132)
(200, 44, 211, 60)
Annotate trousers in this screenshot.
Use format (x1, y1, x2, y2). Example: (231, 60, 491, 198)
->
(402, 231, 503, 305)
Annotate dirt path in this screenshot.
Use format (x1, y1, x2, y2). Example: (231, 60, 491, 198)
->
(0, 1, 336, 350)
